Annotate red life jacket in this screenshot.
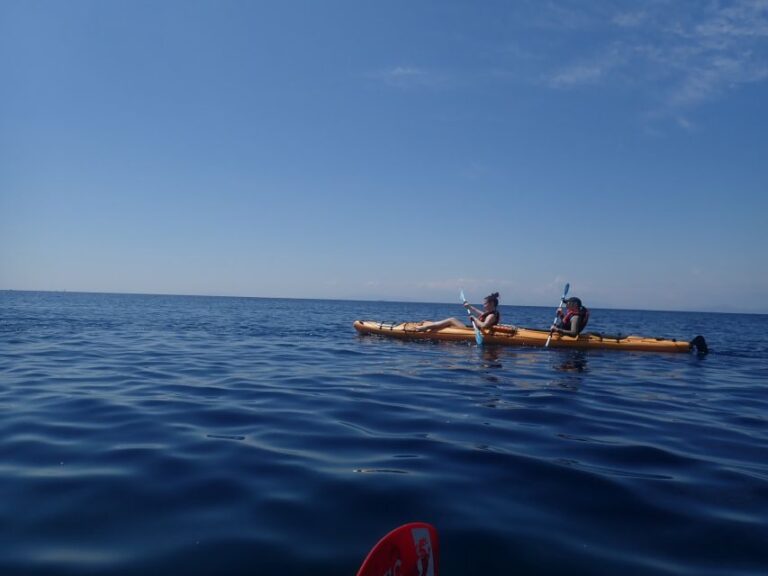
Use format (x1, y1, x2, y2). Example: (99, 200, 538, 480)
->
(480, 310, 500, 327)
(562, 307, 589, 333)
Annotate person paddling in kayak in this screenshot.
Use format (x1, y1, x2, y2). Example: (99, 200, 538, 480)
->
(416, 292, 501, 332)
(553, 297, 590, 337)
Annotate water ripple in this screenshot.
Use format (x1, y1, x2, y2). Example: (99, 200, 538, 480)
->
(1, 292, 767, 574)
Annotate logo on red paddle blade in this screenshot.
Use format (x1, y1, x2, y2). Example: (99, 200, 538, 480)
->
(356, 523, 439, 576)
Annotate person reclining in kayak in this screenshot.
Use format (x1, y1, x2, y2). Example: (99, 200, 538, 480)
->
(553, 297, 589, 337)
(416, 292, 501, 332)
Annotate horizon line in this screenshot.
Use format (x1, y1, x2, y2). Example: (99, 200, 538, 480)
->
(2, 288, 765, 316)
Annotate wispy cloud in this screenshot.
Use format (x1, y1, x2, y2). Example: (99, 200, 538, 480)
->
(661, 1, 768, 108)
(370, 66, 450, 89)
(667, 53, 768, 107)
(547, 47, 625, 89)
(538, 1, 768, 113)
(612, 10, 647, 28)
(549, 63, 606, 88)
(692, 0, 768, 40)
(676, 116, 695, 132)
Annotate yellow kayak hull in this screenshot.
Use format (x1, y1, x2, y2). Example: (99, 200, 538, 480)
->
(353, 320, 707, 354)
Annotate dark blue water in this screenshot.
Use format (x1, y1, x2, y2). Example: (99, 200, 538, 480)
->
(1, 291, 766, 575)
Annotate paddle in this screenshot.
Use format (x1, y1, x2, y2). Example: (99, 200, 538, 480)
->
(357, 522, 439, 576)
(460, 290, 484, 346)
(545, 283, 570, 348)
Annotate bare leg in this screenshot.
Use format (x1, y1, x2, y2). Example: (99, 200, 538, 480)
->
(415, 317, 466, 332)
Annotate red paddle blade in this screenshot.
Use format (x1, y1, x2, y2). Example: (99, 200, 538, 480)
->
(356, 522, 439, 576)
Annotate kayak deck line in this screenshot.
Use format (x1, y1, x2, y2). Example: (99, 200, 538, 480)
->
(353, 320, 708, 354)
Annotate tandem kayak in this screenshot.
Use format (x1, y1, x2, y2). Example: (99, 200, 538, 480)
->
(353, 320, 708, 354)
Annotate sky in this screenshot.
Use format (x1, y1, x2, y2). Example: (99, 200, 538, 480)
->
(1, 0, 767, 313)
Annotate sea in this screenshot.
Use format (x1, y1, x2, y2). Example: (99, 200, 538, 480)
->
(1, 291, 766, 575)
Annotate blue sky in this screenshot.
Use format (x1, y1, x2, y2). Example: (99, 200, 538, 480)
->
(1, 0, 767, 313)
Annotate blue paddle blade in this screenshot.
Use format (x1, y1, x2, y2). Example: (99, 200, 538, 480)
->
(563, 283, 570, 298)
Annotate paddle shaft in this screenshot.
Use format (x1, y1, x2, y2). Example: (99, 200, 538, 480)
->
(460, 290, 484, 346)
(545, 283, 570, 348)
